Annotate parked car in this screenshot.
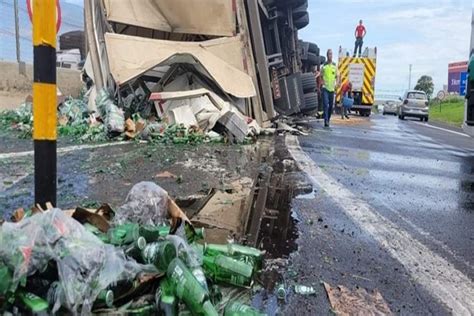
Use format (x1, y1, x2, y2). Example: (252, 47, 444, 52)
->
(382, 100, 398, 115)
(398, 90, 429, 122)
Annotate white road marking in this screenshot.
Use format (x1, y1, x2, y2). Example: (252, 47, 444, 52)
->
(0, 141, 132, 160)
(286, 135, 474, 315)
(412, 122, 471, 138)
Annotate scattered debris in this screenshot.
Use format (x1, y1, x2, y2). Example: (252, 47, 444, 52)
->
(294, 285, 316, 296)
(323, 282, 393, 316)
(0, 182, 267, 315)
(155, 171, 178, 179)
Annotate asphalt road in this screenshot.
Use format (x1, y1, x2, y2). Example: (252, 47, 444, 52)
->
(282, 114, 474, 315)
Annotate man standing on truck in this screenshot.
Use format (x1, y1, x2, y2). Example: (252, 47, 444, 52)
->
(322, 49, 337, 127)
(353, 20, 367, 57)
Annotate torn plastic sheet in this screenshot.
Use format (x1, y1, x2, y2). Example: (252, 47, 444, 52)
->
(114, 182, 169, 226)
(0, 209, 149, 315)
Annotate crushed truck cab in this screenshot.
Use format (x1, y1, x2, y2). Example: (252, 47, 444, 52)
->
(336, 47, 377, 116)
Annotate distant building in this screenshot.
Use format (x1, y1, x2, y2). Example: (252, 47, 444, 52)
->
(448, 61, 468, 95)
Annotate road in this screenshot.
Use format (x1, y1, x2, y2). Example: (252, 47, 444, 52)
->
(281, 114, 474, 315)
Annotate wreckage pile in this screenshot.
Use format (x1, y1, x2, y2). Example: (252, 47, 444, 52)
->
(0, 182, 266, 315)
(0, 87, 263, 145)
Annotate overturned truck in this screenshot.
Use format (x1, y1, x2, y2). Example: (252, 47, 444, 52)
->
(84, 0, 322, 127)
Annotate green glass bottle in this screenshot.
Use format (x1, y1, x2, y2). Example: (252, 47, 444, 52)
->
(157, 278, 178, 316)
(96, 289, 115, 308)
(224, 301, 266, 316)
(84, 223, 109, 243)
(125, 236, 147, 261)
(204, 244, 263, 268)
(108, 223, 140, 246)
(0, 265, 12, 297)
(185, 226, 205, 243)
(47, 281, 114, 308)
(167, 258, 208, 314)
(202, 255, 253, 288)
(139, 225, 170, 242)
(142, 241, 177, 271)
(202, 300, 219, 316)
(17, 291, 49, 313)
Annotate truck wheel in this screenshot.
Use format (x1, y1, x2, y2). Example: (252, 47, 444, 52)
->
(275, 0, 307, 8)
(302, 92, 319, 112)
(301, 41, 319, 56)
(294, 13, 309, 29)
(302, 52, 319, 66)
(292, 2, 308, 19)
(301, 73, 317, 93)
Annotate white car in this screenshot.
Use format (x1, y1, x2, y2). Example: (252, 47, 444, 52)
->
(382, 100, 398, 115)
(398, 90, 429, 122)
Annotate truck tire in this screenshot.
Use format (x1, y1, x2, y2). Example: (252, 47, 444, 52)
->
(303, 92, 319, 112)
(318, 56, 326, 65)
(294, 13, 309, 29)
(292, 2, 308, 19)
(307, 42, 319, 55)
(301, 73, 317, 93)
(275, 0, 307, 8)
(301, 52, 319, 66)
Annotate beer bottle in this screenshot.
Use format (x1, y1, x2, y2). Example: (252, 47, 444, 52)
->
(107, 223, 140, 246)
(156, 277, 177, 316)
(204, 244, 263, 268)
(142, 241, 177, 272)
(166, 258, 208, 314)
(84, 223, 109, 243)
(224, 301, 266, 316)
(139, 225, 170, 243)
(124, 237, 147, 261)
(0, 265, 12, 297)
(202, 255, 253, 288)
(16, 291, 49, 313)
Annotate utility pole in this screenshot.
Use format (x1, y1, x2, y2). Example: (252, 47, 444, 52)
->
(408, 64, 412, 90)
(14, 0, 21, 63)
(33, 0, 57, 207)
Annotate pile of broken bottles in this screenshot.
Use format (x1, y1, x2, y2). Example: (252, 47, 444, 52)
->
(0, 182, 267, 315)
(0, 88, 261, 145)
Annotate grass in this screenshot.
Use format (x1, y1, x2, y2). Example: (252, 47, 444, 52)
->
(429, 99, 465, 127)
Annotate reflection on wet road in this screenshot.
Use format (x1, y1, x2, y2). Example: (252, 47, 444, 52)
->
(287, 115, 474, 314)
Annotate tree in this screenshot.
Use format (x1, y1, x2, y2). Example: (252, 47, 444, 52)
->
(414, 75, 434, 99)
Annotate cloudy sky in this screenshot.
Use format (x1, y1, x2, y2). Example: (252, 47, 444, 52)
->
(14, 0, 473, 96)
(300, 0, 473, 95)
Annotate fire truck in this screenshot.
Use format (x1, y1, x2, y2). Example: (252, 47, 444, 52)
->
(336, 47, 377, 116)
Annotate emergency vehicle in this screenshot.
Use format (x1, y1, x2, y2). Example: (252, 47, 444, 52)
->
(336, 47, 377, 116)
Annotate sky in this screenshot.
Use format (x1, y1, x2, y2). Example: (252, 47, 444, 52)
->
(2, 0, 472, 97)
(300, 0, 473, 96)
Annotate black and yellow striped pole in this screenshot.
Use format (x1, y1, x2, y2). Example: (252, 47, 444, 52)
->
(33, 0, 57, 207)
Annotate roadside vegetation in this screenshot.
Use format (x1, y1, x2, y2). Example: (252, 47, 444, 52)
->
(429, 96, 465, 127)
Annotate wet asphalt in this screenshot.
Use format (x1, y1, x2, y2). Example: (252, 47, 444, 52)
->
(277, 114, 474, 315)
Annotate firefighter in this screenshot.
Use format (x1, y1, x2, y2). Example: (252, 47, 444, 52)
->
(353, 20, 367, 58)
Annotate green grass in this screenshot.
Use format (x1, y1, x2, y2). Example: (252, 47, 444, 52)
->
(429, 100, 465, 127)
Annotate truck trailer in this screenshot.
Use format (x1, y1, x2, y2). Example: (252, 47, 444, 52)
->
(84, 0, 322, 124)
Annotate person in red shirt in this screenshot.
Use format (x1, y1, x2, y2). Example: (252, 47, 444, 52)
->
(353, 20, 367, 57)
(340, 81, 353, 119)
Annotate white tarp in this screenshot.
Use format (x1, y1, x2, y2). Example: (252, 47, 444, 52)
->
(103, 0, 236, 37)
(104, 33, 256, 98)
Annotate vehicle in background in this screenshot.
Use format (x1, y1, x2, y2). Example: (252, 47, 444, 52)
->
(336, 47, 377, 117)
(382, 100, 398, 115)
(56, 48, 82, 70)
(398, 90, 429, 122)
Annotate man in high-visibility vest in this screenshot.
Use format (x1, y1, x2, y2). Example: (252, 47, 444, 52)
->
(321, 49, 337, 127)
